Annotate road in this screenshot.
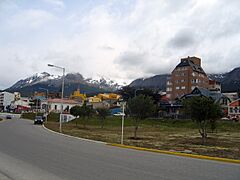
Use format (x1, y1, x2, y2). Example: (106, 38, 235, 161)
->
(0, 118, 239, 180)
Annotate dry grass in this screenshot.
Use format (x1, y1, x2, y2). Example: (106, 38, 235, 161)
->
(45, 118, 240, 159)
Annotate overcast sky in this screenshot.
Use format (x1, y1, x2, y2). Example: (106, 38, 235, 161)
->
(0, 0, 240, 89)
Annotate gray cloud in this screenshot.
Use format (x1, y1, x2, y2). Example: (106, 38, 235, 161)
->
(167, 29, 196, 49)
(0, 0, 240, 88)
(115, 51, 148, 69)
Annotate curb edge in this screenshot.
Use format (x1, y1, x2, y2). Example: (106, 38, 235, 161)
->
(108, 143, 240, 164)
(42, 124, 106, 144)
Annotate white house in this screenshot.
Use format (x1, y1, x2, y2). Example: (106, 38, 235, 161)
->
(47, 98, 82, 113)
(0, 92, 15, 111)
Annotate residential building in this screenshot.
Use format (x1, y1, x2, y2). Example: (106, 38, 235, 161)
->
(69, 88, 87, 102)
(208, 79, 221, 92)
(0, 92, 15, 111)
(228, 99, 240, 120)
(88, 96, 102, 103)
(97, 93, 121, 101)
(47, 99, 82, 113)
(223, 92, 239, 101)
(12, 98, 31, 112)
(182, 87, 230, 104)
(166, 56, 209, 102)
(14, 92, 21, 101)
(181, 87, 231, 116)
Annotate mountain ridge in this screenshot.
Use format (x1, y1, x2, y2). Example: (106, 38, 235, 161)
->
(129, 67, 240, 93)
(6, 72, 121, 97)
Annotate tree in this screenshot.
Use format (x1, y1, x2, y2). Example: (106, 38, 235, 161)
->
(209, 103, 222, 133)
(183, 96, 222, 144)
(80, 103, 94, 128)
(96, 108, 110, 128)
(127, 94, 156, 139)
(70, 105, 82, 127)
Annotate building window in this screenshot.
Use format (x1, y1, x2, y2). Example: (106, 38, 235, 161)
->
(181, 86, 186, 89)
(167, 87, 172, 92)
(181, 79, 185, 82)
(191, 86, 195, 90)
(191, 79, 198, 83)
(176, 86, 180, 90)
(54, 105, 57, 110)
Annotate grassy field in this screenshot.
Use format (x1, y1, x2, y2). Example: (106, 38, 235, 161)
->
(44, 114, 240, 160)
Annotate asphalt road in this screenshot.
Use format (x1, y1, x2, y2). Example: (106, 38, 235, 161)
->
(0, 118, 239, 180)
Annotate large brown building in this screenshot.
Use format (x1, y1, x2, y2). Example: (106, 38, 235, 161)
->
(166, 56, 209, 102)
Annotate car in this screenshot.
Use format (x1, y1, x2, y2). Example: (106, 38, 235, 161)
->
(6, 115, 12, 119)
(34, 116, 44, 125)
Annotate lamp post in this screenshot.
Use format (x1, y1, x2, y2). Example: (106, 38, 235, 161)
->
(48, 64, 65, 133)
(39, 87, 49, 122)
(121, 101, 126, 145)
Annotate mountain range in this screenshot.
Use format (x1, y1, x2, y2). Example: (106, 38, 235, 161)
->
(4, 67, 240, 97)
(129, 67, 240, 93)
(6, 72, 121, 97)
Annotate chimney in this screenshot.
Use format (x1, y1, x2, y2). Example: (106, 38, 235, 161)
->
(190, 57, 201, 66)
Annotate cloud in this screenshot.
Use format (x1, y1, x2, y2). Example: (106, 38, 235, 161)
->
(98, 45, 115, 51)
(8, 9, 57, 29)
(0, 0, 240, 89)
(115, 51, 148, 68)
(43, 0, 65, 9)
(167, 29, 197, 49)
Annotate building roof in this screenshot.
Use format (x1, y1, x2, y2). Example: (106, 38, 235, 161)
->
(176, 57, 206, 74)
(48, 98, 80, 104)
(229, 99, 240, 107)
(182, 87, 228, 102)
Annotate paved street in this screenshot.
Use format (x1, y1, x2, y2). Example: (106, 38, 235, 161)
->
(0, 118, 239, 180)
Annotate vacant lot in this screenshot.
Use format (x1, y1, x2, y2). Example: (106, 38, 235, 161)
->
(43, 114, 240, 160)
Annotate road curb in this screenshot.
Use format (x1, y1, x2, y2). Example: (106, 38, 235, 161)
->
(108, 143, 240, 164)
(42, 124, 106, 144)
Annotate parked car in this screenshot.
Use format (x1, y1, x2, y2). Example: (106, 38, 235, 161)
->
(113, 112, 125, 116)
(6, 115, 12, 119)
(34, 116, 44, 125)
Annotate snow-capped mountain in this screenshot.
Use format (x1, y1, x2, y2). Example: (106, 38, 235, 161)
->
(208, 73, 227, 82)
(9, 72, 61, 89)
(85, 76, 122, 90)
(6, 72, 122, 96)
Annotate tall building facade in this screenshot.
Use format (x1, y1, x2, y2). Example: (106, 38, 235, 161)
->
(166, 56, 209, 102)
(0, 91, 15, 111)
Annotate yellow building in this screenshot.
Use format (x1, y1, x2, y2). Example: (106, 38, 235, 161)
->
(88, 96, 102, 103)
(97, 93, 121, 100)
(70, 89, 87, 102)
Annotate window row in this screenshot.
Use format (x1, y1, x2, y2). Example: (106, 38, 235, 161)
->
(176, 86, 186, 90)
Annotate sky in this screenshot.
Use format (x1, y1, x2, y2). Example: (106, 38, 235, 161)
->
(0, 0, 240, 89)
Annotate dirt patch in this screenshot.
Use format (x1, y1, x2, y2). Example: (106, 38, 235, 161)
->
(44, 120, 240, 160)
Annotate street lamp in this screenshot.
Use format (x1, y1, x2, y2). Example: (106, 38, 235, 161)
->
(121, 102, 126, 144)
(39, 87, 49, 122)
(48, 64, 65, 133)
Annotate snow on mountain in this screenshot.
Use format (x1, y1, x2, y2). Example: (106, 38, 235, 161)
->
(85, 75, 122, 91)
(10, 72, 61, 89)
(7, 72, 122, 96)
